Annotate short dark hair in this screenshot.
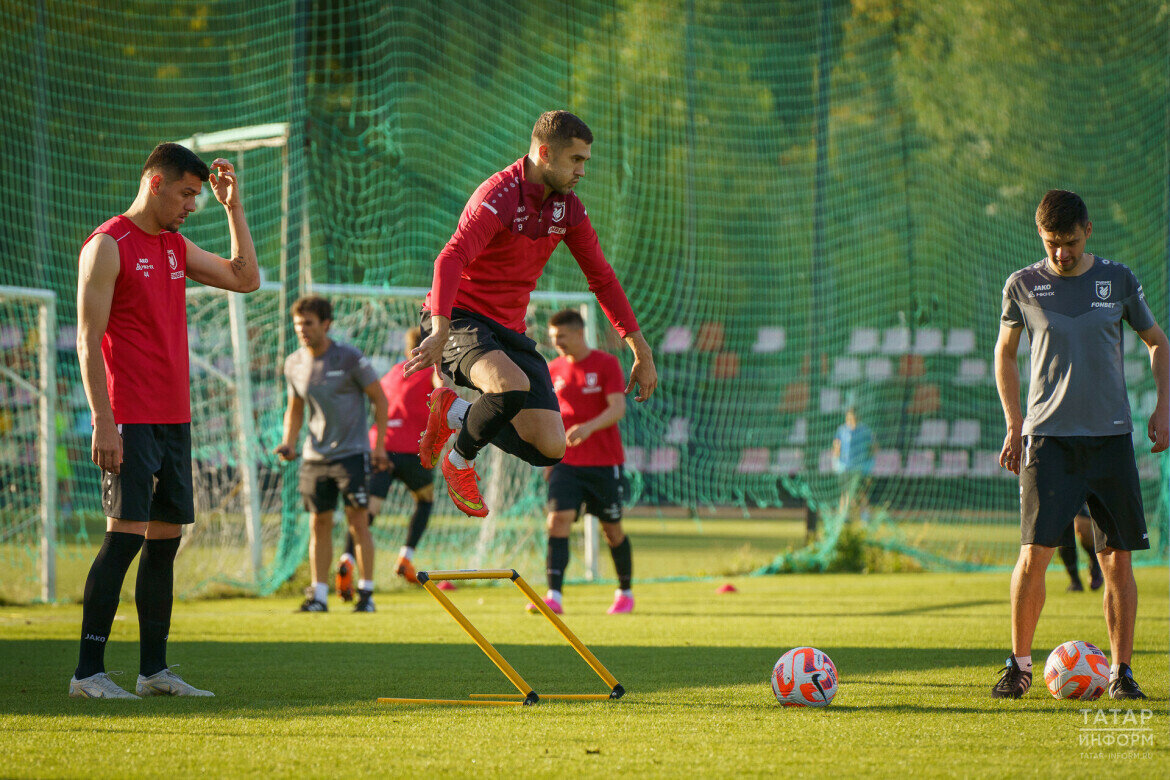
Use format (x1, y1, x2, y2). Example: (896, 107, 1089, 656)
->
(1035, 190, 1089, 234)
(403, 326, 422, 352)
(290, 295, 332, 323)
(142, 142, 210, 182)
(532, 111, 593, 149)
(548, 308, 585, 329)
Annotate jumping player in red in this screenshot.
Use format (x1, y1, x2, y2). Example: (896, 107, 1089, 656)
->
(71, 143, 259, 698)
(404, 111, 657, 517)
(528, 309, 633, 615)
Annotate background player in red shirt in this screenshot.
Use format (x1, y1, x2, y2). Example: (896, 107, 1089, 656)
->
(530, 309, 634, 615)
(71, 143, 259, 699)
(336, 327, 446, 596)
(404, 111, 657, 518)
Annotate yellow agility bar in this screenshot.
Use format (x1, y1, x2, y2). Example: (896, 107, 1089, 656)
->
(375, 568, 625, 706)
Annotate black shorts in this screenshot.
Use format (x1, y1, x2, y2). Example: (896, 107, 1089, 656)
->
(1020, 434, 1148, 552)
(547, 464, 625, 523)
(299, 453, 370, 513)
(101, 423, 195, 525)
(369, 450, 433, 498)
(421, 307, 559, 412)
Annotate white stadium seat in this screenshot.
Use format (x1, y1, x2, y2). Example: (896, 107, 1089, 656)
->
(945, 328, 976, 355)
(936, 450, 969, 477)
(751, 327, 786, 353)
(787, 417, 808, 445)
(912, 328, 943, 355)
(848, 327, 879, 354)
(820, 387, 842, 413)
(661, 326, 693, 354)
(736, 448, 770, 474)
(916, 419, 948, 446)
(873, 450, 901, 476)
(955, 358, 987, 384)
(865, 358, 892, 381)
(775, 448, 803, 474)
(951, 419, 981, 447)
(881, 327, 910, 354)
(903, 450, 935, 476)
(833, 357, 862, 383)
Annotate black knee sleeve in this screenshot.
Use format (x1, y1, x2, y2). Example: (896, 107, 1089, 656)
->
(455, 390, 527, 461)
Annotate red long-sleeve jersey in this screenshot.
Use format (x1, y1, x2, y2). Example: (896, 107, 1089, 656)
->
(424, 157, 639, 337)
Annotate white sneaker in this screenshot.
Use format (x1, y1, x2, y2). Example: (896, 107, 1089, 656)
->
(69, 672, 140, 699)
(136, 667, 215, 697)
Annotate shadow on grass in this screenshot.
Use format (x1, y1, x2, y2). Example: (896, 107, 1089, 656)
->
(4, 639, 1125, 717)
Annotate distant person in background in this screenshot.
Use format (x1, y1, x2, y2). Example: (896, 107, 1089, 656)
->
(71, 143, 258, 699)
(275, 296, 388, 613)
(533, 309, 633, 615)
(336, 327, 444, 599)
(831, 408, 876, 523)
(1058, 504, 1103, 592)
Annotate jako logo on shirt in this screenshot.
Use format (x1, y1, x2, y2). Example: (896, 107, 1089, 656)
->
(1095, 281, 1111, 300)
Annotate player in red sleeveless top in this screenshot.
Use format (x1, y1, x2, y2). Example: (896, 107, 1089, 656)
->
(70, 143, 259, 699)
(529, 309, 634, 616)
(405, 111, 657, 519)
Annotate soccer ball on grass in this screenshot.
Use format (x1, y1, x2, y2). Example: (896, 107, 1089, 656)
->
(772, 646, 837, 707)
(1043, 640, 1109, 700)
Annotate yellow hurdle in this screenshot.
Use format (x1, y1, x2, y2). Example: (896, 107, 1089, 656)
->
(376, 568, 625, 707)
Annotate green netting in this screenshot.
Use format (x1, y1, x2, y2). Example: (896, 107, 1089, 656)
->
(0, 0, 1167, 602)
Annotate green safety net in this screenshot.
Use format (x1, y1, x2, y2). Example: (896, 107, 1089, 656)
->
(0, 0, 1166, 602)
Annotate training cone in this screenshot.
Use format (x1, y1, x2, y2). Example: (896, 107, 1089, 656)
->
(716, 583, 737, 593)
(436, 581, 457, 591)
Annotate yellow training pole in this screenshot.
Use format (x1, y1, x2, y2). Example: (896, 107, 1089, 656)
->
(422, 569, 516, 581)
(511, 574, 622, 694)
(377, 697, 523, 707)
(420, 577, 537, 702)
(469, 693, 614, 701)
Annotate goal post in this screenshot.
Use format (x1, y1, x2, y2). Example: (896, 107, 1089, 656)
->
(0, 286, 57, 602)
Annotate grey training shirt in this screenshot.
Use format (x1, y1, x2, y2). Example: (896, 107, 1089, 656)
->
(284, 341, 380, 461)
(1001, 255, 1156, 437)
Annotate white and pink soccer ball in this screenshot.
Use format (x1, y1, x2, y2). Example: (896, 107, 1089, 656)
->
(1044, 640, 1109, 700)
(772, 647, 838, 707)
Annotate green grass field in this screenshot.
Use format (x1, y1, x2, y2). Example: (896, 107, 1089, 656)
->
(1, 559, 1166, 777)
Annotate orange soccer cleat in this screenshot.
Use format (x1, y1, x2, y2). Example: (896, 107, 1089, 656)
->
(419, 387, 458, 469)
(395, 554, 419, 584)
(441, 456, 489, 518)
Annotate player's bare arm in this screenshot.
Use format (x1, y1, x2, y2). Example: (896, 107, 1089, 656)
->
(567, 391, 626, 447)
(404, 314, 450, 378)
(1136, 323, 1169, 453)
(274, 387, 304, 461)
(994, 323, 1024, 474)
(623, 330, 657, 402)
(76, 233, 123, 474)
(185, 159, 260, 293)
(364, 380, 391, 471)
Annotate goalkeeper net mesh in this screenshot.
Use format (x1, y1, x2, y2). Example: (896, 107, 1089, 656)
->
(0, 0, 1166, 601)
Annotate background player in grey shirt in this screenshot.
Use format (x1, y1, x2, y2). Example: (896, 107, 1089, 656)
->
(992, 190, 1168, 699)
(275, 296, 388, 612)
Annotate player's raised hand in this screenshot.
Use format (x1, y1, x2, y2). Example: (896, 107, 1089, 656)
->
(999, 426, 1022, 475)
(1148, 406, 1168, 453)
(208, 158, 240, 209)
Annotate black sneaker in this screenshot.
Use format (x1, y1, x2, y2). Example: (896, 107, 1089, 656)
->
(1066, 579, 1084, 592)
(299, 597, 328, 612)
(991, 655, 1032, 698)
(1108, 665, 1146, 700)
(354, 589, 375, 613)
(1089, 565, 1103, 591)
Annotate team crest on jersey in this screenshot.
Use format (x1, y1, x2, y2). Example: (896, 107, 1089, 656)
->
(1095, 281, 1111, 300)
(167, 249, 177, 271)
(552, 202, 565, 222)
(586, 372, 598, 386)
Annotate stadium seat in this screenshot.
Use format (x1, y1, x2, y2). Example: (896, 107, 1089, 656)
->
(912, 328, 943, 354)
(661, 326, 693, 354)
(787, 417, 808, 445)
(664, 417, 690, 445)
(907, 384, 940, 414)
(779, 381, 809, 413)
(916, 419, 948, 446)
(56, 324, 78, 352)
(881, 327, 911, 354)
(847, 327, 879, 354)
(774, 448, 803, 474)
(903, 450, 936, 476)
(970, 450, 1002, 477)
(646, 447, 680, 474)
(696, 321, 724, 352)
(955, 358, 987, 384)
(817, 449, 834, 473)
(865, 357, 892, 381)
(626, 446, 646, 471)
(945, 328, 976, 355)
(936, 450, 969, 477)
(736, 448, 770, 473)
(820, 387, 843, 413)
(951, 419, 981, 447)
(873, 450, 901, 476)
(752, 327, 785, 353)
(711, 351, 739, 379)
(899, 354, 925, 378)
(833, 357, 862, 383)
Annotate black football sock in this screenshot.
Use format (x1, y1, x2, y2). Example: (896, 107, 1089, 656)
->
(1082, 538, 1101, 579)
(547, 536, 570, 592)
(75, 531, 144, 680)
(1058, 544, 1080, 583)
(404, 501, 433, 549)
(609, 536, 633, 591)
(454, 391, 527, 461)
(490, 423, 562, 467)
(136, 536, 181, 677)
